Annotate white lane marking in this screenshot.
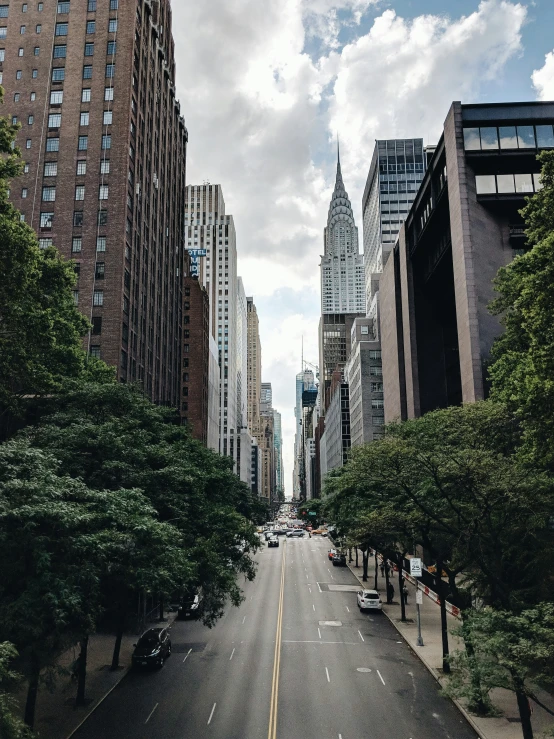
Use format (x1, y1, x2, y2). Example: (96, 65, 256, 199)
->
(229, 648, 235, 660)
(283, 640, 358, 644)
(377, 669, 386, 685)
(358, 630, 365, 642)
(183, 648, 192, 663)
(318, 627, 322, 639)
(242, 615, 246, 624)
(308, 587, 312, 593)
(306, 574, 309, 579)
(345, 606, 350, 612)
(207, 702, 217, 725)
(329, 572, 335, 579)
(313, 604, 316, 611)
(144, 703, 159, 724)
(317, 582, 322, 592)
(325, 666, 331, 683)
(339, 735, 343, 739)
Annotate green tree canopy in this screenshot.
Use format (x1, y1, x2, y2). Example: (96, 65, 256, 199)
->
(489, 150, 554, 470)
(0, 643, 33, 739)
(0, 90, 89, 432)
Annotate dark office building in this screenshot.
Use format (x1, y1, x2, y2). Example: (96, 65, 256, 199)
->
(381, 101, 554, 421)
(182, 276, 210, 444)
(2, 0, 188, 406)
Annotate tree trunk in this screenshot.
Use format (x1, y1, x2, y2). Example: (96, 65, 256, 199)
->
(461, 612, 490, 715)
(355, 548, 359, 568)
(374, 551, 378, 590)
(514, 680, 533, 739)
(384, 564, 391, 602)
(362, 548, 369, 581)
(159, 595, 164, 621)
(76, 635, 89, 706)
(348, 547, 353, 563)
(398, 561, 406, 622)
(111, 600, 127, 671)
(436, 559, 450, 674)
(24, 653, 41, 728)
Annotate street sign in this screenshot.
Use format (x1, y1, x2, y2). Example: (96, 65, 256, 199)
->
(410, 558, 423, 577)
(416, 590, 423, 605)
(308, 511, 317, 516)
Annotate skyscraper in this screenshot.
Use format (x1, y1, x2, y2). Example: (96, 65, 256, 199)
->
(293, 369, 315, 498)
(319, 147, 365, 400)
(185, 185, 240, 460)
(246, 297, 262, 430)
(362, 139, 426, 310)
(273, 410, 284, 497)
(5, 0, 188, 405)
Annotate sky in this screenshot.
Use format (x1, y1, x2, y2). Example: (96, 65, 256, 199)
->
(171, 0, 554, 495)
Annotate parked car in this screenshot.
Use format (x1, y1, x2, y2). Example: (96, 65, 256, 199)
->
(327, 548, 336, 560)
(264, 530, 274, 541)
(332, 552, 347, 567)
(357, 589, 382, 611)
(132, 627, 171, 669)
(268, 537, 279, 548)
(286, 529, 304, 537)
(178, 589, 204, 620)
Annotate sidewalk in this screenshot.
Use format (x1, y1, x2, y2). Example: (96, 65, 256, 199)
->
(347, 553, 554, 739)
(16, 611, 177, 739)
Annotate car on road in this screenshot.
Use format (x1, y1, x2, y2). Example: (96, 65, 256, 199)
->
(132, 627, 171, 669)
(357, 589, 382, 611)
(286, 529, 304, 537)
(327, 548, 336, 560)
(178, 590, 204, 620)
(267, 537, 279, 547)
(331, 552, 347, 566)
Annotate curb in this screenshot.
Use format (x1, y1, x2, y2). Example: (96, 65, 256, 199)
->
(346, 561, 487, 739)
(65, 666, 130, 739)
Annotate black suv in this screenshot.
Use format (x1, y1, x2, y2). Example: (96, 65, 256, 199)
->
(132, 627, 171, 669)
(178, 589, 204, 620)
(331, 552, 347, 567)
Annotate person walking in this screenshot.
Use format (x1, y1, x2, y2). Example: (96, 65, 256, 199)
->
(387, 581, 395, 604)
(402, 583, 409, 605)
(380, 562, 385, 577)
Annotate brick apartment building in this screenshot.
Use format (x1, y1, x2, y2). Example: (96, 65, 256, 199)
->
(1, 0, 188, 407)
(182, 276, 210, 444)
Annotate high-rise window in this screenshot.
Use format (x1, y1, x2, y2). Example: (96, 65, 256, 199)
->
(48, 113, 61, 128)
(81, 88, 91, 102)
(34, 46, 40, 56)
(16, 70, 22, 80)
(53, 45, 66, 58)
(84, 42, 94, 56)
(96, 236, 106, 252)
(73, 211, 83, 226)
(0, 7, 8, 18)
(103, 110, 112, 125)
(87, 0, 96, 10)
(71, 237, 82, 253)
(50, 90, 63, 104)
(57, 1, 70, 12)
(55, 23, 68, 36)
(109, 0, 118, 9)
(18, 48, 24, 57)
(80, 112, 89, 126)
(52, 68, 65, 81)
(108, 19, 117, 32)
(93, 290, 104, 306)
(86, 21, 95, 34)
(99, 185, 109, 200)
(100, 160, 110, 174)
(75, 186, 85, 201)
(40, 212, 53, 228)
(104, 86, 113, 101)
(105, 63, 115, 78)
(76, 160, 86, 175)
(44, 162, 58, 176)
(101, 134, 111, 149)
(107, 41, 116, 55)
(46, 137, 59, 152)
(78, 136, 88, 150)
(42, 186, 56, 201)
(83, 65, 92, 79)
(21, 188, 28, 198)
(95, 262, 105, 279)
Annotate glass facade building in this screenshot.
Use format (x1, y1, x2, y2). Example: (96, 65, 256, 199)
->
(362, 139, 426, 311)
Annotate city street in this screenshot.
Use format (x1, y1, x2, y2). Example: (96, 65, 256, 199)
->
(73, 536, 478, 739)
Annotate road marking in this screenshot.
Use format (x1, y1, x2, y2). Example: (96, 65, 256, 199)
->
(144, 703, 159, 724)
(306, 574, 309, 579)
(183, 648, 192, 663)
(339, 735, 343, 739)
(283, 640, 358, 644)
(318, 627, 322, 639)
(345, 606, 350, 612)
(317, 582, 322, 593)
(377, 670, 386, 685)
(268, 540, 286, 739)
(329, 572, 334, 580)
(242, 615, 246, 624)
(229, 648, 235, 660)
(325, 667, 331, 683)
(207, 703, 217, 725)
(308, 587, 312, 593)
(358, 630, 365, 642)
(313, 604, 315, 611)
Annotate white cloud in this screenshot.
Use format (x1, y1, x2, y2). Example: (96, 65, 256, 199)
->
(172, 0, 527, 494)
(532, 51, 554, 100)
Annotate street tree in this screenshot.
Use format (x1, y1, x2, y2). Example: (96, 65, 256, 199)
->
(0, 91, 88, 439)
(489, 150, 554, 471)
(0, 642, 33, 739)
(446, 604, 554, 738)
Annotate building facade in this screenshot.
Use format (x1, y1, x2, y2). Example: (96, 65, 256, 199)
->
(5, 0, 188, 405)
(273, 409, 284, 496)
(320, 373, 351, 481)
(293, 368, 316, 497)
(381, 101, 554, 421)
(362, 139, 426, 310)
(246, 297, 262, 430)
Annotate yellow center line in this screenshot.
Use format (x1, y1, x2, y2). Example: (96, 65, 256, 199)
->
(268, 540, 286, 739)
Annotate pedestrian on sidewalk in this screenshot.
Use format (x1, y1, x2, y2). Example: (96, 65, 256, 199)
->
(402, 584, 408, 605)
(380, 562, 385, 577)
(387, 581, 394, 604)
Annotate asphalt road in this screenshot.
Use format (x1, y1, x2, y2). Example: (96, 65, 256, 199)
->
(73, 535, 479, 739)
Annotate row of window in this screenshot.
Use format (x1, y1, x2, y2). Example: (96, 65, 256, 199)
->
(39, 235, 106, 252)
(463, 124, 554, 152)
(12, 85, 114, 103)
(40, 184, 109, 201)
(0, 17, 117, 41)
(40, 210, 108, 228)
(475, 172, 542, 196)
